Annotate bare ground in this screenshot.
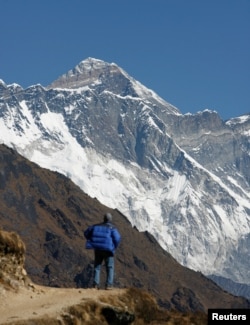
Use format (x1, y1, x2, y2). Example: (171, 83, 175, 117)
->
(0, 284, 123, 324)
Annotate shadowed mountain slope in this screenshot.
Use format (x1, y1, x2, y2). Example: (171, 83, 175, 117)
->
(0, 144, 249, 312)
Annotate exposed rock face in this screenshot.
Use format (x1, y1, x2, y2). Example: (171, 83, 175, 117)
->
(208, 275, 250, 301)
(49, 58, 136, 95)
(170, 111, 250, 188)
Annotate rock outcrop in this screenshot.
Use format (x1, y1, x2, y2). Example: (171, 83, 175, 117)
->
(0, 229, 30, 292)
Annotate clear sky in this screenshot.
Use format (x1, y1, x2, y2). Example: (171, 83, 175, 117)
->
(1, 0, 249, 120)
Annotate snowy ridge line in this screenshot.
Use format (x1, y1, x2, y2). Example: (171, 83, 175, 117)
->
(182, 148, 250, 208)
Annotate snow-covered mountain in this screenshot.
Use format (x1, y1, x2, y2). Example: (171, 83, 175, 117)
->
(0, 58, 249, 285)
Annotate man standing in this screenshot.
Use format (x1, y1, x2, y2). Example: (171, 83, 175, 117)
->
(84, 212, 121, 290)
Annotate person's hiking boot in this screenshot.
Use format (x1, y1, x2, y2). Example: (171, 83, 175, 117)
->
(105, 285, 112, 290)
(93, 284, 99, 290)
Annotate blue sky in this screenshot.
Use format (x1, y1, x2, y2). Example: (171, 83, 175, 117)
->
(1, 0, 249, 120)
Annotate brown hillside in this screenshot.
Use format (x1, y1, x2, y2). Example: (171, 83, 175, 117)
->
(0, 228, 208, 324)
(0, 144, 249, 312)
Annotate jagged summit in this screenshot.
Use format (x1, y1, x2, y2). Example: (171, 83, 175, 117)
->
(48, 57, 119, 90)
(47, 57, 180, 114)
(47, 57, 123, 90)
(0, 79, 7, 92)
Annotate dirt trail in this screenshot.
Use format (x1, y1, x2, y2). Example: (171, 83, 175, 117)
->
(0, 285, 123, 324)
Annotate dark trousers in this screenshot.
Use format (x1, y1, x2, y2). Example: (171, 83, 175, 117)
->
(94, 250, 114, 287)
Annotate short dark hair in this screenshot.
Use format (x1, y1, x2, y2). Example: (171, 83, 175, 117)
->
(104, 212, 112, 222)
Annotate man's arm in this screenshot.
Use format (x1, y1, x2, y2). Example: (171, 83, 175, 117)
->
(111, 228, 121, 249)
(84, 226, 93, 240)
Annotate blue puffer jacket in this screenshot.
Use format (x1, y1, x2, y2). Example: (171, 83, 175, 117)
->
(84, 222, 121, 254)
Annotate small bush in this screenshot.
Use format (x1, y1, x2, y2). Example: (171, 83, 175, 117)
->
(0, 230, 26, 255)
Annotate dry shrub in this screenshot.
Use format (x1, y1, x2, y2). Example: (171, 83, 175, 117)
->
(124, 287, 162, 322)
(0, 229, 28, 291)
(0, 229, 26, 255)
(66, 300, 107, 325)
(100, 287, 207, 325)
(100, 287, 168, 324)
(157, 309, 207, 325)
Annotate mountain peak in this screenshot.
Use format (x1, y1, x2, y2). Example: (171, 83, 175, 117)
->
(76, 57, 117, 71)
(0, 79, 6, 86)
(0, 79, 7, 90)
(48, 57, 120, 90)
(47, 58, 180, 113)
